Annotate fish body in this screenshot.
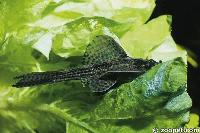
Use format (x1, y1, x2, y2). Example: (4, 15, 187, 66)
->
(13, 35, 159, 92)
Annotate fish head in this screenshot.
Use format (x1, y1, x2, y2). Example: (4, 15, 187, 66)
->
(145, 59, 161, 70)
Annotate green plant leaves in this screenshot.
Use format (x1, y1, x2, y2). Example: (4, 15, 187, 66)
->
(0, 0, 192, 133)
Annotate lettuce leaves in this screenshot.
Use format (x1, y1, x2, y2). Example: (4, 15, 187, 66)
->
(0, 0, 192, 133)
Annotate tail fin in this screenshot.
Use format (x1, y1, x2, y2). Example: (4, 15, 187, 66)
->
(12, 69, 85, 88)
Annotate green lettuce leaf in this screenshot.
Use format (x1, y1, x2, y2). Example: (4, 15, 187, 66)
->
(92, 58, 188, 120)
(33, 0, 155, 28)
(52, 17, 130, 58)
(1, 0, 156, 59)
(87, 58, 191, 132)
(121, 15, 170, 58)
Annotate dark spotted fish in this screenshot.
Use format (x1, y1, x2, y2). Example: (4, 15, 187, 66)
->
(13, 35, 159, 92)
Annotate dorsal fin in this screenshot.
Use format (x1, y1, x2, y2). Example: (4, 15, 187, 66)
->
(82, 35, 127, 66)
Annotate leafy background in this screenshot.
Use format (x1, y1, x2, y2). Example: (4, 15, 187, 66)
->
(0, 0, 199, 132)
(150, 0, 200, 119)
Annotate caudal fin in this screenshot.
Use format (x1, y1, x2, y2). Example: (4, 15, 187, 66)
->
(12, 69, 82, 88)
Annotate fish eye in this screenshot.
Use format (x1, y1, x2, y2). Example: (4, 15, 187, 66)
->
(148, 59, 155, 64)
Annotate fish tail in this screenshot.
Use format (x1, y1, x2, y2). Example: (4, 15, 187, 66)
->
(12, 68, 87, 88)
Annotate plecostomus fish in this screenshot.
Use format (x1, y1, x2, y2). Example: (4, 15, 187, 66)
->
(13, 35, 159, 93)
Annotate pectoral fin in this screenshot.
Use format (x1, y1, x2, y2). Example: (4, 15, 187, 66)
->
(86, 79, 116, 93)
